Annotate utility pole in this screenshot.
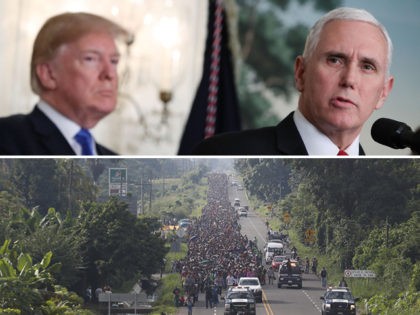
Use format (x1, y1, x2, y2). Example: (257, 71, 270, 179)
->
(140, 177, 144, 215)
(149, 178, 152, 212)
(139, 176, 152, 215)
(162, 176, 165, 194)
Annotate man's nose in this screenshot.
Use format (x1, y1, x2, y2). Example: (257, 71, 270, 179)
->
(100, 60, 117, 80)
(339, 62, 359, 89)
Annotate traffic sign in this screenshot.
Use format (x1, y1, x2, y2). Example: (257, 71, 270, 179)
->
(283, 212, 291, 223)
(305, 229, 315, 237)
(109, 168, 127, 196)
(304, 228, 316, 244)
(344, 269, 376, 278)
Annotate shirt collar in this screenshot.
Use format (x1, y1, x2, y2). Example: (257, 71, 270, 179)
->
(293, 109, 360, 156)
(37, 100, 97, 155)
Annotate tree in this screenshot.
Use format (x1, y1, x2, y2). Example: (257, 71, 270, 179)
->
(0, 240, 91, 314)
(76, 198, 168, 290)
(8, 159, 97, 216)
(1, 206, 85, 292)
(246, 159, 291, 202)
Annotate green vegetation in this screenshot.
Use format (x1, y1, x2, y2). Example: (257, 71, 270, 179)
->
(0, 159, 212, 314)
(152, 243, 189, 315)
(2, 157, 416, 314)
(235, 159, 420, 314)
(153, 173, 208, 220)
(0, 239, 93, 314)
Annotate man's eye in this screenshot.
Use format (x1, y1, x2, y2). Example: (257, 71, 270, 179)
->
(362, 63, 376, 72)
(83, 55, 98, 63)
(327, 56, 342, 65)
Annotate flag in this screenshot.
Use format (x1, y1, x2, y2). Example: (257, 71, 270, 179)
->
(177, 0, 241, 154)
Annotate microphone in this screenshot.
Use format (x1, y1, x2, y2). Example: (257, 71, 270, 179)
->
(371, 118, 420, 154)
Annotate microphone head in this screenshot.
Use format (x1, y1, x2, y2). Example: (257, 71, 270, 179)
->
(371, 118, 412, 149)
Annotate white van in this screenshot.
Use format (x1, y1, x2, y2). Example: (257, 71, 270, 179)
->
(264, 242, 284, 264)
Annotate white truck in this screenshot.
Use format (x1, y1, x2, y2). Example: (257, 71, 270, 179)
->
(264, 242, 284, 264)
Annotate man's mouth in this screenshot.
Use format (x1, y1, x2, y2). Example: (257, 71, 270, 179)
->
(98, 90, 116, 97)
(331, 96, 356, 108)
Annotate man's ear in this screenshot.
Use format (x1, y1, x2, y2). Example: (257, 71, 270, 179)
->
(36, 63, 58, 90)
(375, 75, 394, 110)
(294, 55, 305, 92)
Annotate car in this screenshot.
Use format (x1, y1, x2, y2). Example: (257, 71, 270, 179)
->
(238, 207, 248, 217)
(264, 242, 284, 264)
(223, 287, 256, 315)
(233, 198, 240, 207)
(237, 277, 262, 303)
(320, 287, 359, 315)
(178, 218, 192, 225)
(178, 218, 192, 229)
(271, 255, 287, 269)
(277, 259, 302, 289)
(237, 185, 244, 190)
(268, 231, 282, 241)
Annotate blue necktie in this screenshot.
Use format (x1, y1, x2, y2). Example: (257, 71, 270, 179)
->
(74, 128, 94, 155)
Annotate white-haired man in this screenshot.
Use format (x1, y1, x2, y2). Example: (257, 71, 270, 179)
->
(192, 7, 394, 156)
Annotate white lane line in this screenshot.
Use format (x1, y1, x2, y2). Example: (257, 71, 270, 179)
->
(247, 213, 267, 246)
(302, 290, 322, 313)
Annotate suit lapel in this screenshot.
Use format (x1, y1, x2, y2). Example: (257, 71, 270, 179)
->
(29, 107, 76, 155)
(274, 112, 308, 155)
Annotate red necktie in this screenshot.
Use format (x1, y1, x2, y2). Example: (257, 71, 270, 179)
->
(337, 150, 348, 156)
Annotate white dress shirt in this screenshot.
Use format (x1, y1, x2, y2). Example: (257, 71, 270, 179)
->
(37, 100, 97, 155)
(293, 109, 360, 156)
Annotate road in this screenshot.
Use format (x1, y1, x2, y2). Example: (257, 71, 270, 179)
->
(177, 182, 325, 315)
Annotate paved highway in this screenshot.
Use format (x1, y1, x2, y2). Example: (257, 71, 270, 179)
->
(177, 182, 325, 315)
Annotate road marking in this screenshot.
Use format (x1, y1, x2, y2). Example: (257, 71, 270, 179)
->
(302, 289, 321, 312)
(262, 290, 274, 315)
(247, 213, 267, 247)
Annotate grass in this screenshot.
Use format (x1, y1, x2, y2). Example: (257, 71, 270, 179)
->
(151, 273, 182, 315)
(151, 177, 208, 219)
(151, 243, 188, 315)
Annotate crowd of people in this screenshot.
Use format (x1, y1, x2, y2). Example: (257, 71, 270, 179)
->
(174, 173, 264, 307)
(172, 173, 332, 308)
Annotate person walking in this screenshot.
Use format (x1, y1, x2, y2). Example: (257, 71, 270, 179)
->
(187, 296, 193, 315)
(205, 284, 213, 309)
(339, 277, 348, 288)
(267, 267, 275, 285)
(305, 257, 310, 273)
(312, 257, 318, 275)
(173, 286, 180, 307)
(320, 267, 328, 288)
(211, 284, 219, 306)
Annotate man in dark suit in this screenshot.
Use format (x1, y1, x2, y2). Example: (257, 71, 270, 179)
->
(192, 7, 394, 156)
(0, 12, 131, 155)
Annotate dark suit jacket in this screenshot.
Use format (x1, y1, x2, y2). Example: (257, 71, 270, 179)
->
(191, 112, 365, 155)
(0, 106, 116, 155)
